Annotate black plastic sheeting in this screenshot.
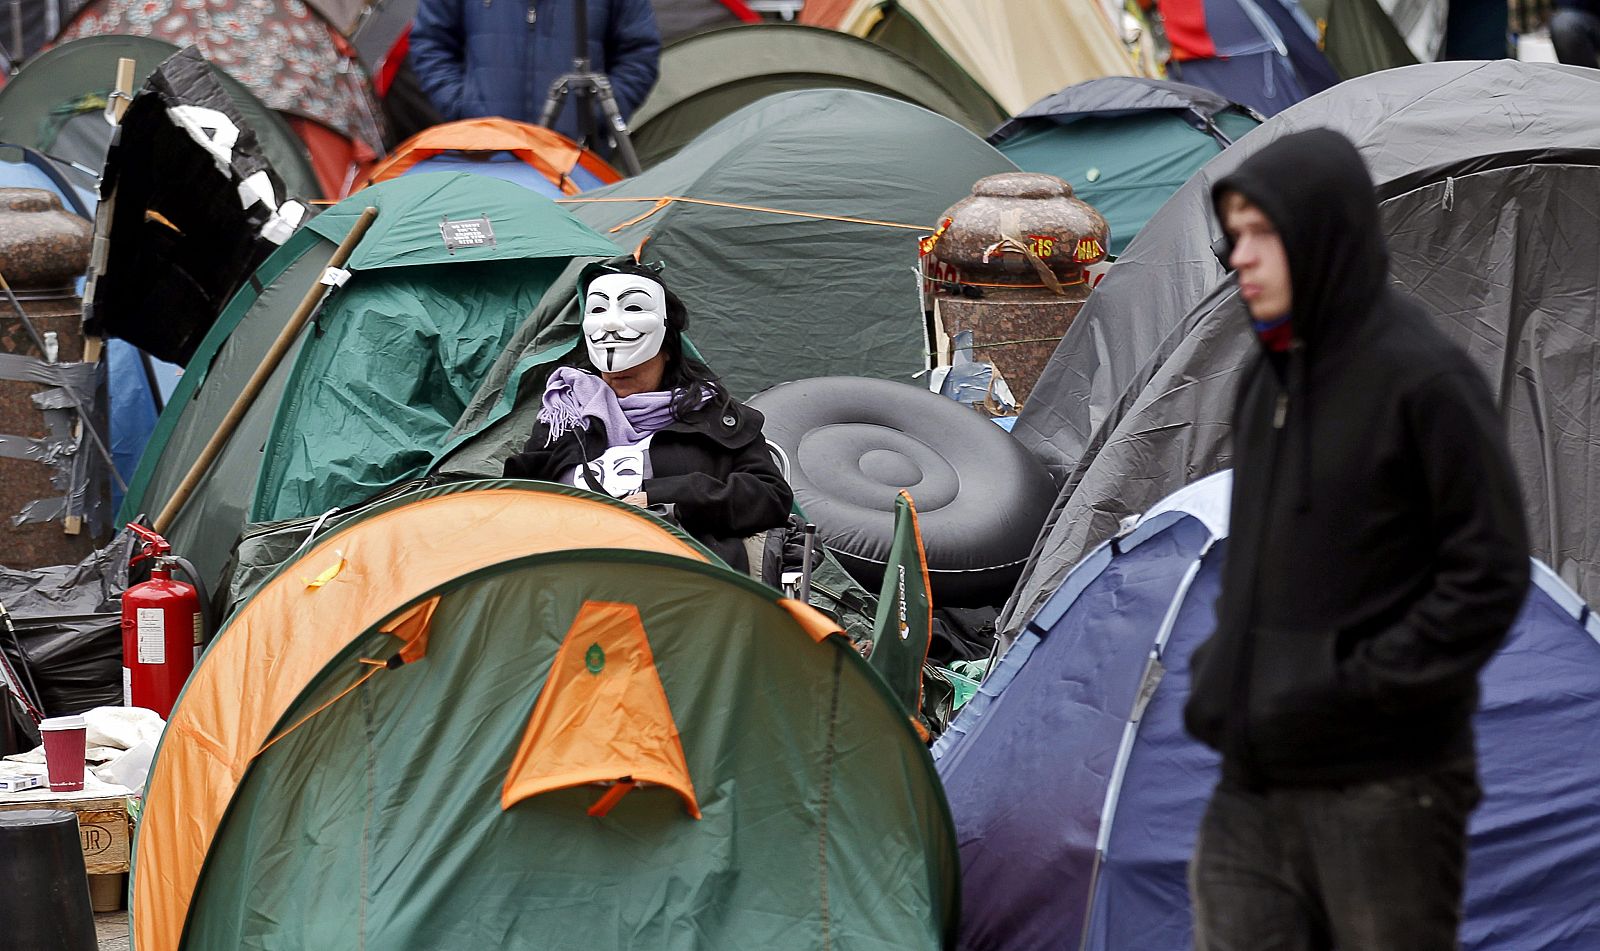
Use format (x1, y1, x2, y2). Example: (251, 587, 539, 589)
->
(0, 530, 134, 722)
(1001, 61, 1600, 638)
(83, 45, 302, 366)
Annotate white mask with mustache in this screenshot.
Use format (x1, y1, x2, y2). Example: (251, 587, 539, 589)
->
(583, 272, 668, 373)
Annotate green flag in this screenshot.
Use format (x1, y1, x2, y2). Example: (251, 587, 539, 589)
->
(869, 491, 933, 720)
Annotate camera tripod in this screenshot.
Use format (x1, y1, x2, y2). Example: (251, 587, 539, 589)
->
(534, 0, 644, 176)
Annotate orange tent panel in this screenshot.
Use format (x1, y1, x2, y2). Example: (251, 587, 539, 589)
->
(502, 600, 700, 819)
(359, 117, 623, 195)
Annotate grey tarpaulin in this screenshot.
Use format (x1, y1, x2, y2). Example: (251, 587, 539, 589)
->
(0, 352, 110, 532)
(1000, 61, 1600, 638)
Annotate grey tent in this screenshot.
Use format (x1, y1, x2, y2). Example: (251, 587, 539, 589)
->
(559, 89, 1015, 398)
(1000, 61, 1600, 635)
(628, 24, 1003, 167)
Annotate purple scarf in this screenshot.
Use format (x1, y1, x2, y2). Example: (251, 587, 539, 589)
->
(538, 367, 678, 448)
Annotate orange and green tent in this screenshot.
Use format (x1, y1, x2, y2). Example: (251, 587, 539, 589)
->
(357, 117, 622, 197)
(132, 480, 958, 950)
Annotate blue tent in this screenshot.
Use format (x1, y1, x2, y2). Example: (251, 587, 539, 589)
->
(1160, 0, 1339, 116)
(936, 471, 1600, 950)
(0, 145, 181, 509)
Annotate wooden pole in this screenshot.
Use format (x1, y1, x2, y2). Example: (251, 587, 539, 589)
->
(112, 57, 135, 123)
(153, 206, 378, 534)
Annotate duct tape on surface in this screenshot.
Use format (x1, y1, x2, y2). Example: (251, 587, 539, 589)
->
(0, 353, 109, 532)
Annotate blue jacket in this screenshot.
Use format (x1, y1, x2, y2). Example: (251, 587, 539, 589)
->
(411, 0, 661, 142)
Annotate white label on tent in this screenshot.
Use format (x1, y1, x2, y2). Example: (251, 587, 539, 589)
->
(440, 216, 496, 251)
(137, 608, 165, 665)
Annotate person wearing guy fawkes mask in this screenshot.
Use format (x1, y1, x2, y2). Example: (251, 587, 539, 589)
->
(503, 261, 793, 572)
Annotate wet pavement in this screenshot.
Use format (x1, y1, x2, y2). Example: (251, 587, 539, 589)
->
(95, 911, 129, 951)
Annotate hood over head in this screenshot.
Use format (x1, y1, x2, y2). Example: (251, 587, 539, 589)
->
(1212, 128, 1388, 348)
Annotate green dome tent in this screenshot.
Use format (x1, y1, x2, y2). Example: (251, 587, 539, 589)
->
(115, 173, 621, 595)
(629, 23, 1004, 167)
(989, 78, 1261, 257)
(0, 35, 320, 198)
(133, 481, 958, 950)
(563, 89, 1017, 398)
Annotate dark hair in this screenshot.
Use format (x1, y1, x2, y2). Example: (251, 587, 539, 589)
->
(575, 260, 732, 421)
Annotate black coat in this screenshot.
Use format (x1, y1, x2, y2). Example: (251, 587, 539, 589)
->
(1183, 131, 1530, 789)
(503, 398, 793, 572)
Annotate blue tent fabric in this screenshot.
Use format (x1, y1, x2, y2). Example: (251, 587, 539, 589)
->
(399, 152, 610, 198)
(1259, 0, 1341, 92)
(1164, 0, 1337, 117)
(936, 471, 1600, 950)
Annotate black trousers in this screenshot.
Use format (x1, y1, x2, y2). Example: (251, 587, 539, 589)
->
(1190, 761, 1479, 951)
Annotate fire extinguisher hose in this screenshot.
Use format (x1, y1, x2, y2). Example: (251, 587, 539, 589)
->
(168, 557, 214, 648)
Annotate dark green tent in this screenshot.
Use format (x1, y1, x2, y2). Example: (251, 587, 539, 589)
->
(0, 35, 320, 198)
(564, 89, 1016, 398)
(629, 24, 1004, 167)
(115, 173, 621, 594)
(989, 78, 1261, 257)
(135, 481, 958, 950)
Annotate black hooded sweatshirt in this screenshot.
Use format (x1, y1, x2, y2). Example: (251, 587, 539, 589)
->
(1182, 129, 1530, 788)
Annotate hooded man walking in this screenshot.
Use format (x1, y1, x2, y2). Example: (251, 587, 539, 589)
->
(1183, 129, 1530, 950)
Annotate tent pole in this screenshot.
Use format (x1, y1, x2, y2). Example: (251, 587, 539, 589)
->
(153, 207, 378, 535)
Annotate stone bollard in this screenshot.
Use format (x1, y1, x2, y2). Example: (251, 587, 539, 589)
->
(920, 172, 1110, 404)
(0, 186, 107, 569)
(0, 809, 99, 950)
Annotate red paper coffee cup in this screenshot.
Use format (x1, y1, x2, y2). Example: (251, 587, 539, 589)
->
(39, 714, 87, 792)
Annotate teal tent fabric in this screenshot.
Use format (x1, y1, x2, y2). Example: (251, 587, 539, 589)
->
(253, 259, 567, 521)
(997, 109, 1259, 256)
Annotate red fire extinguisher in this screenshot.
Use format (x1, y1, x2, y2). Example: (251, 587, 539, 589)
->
(122, 525, 206, 719)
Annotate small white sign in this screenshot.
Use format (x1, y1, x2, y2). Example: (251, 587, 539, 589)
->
(137, 607, 165, 665)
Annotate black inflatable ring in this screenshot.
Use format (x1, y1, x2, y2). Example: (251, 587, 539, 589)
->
(750, 377, 1056, 607)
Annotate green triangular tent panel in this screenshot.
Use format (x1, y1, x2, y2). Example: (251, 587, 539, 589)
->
(870, 492, 933, 716)
(185, 552, 957, 950)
